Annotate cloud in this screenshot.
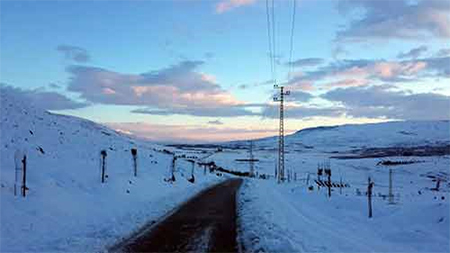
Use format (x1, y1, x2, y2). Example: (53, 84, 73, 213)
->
(289, 56, 449, 89)
(436, 48, 450, 57)
(290, 80, 315, 91)
(322, 85, 450, 120)
(332, 44, 349, 59)
(48, 83, 62, 89)
(0, 84, 88, 110)
(285, 90, 314, 102)
(215, 0, 256, 14)
(238, 79, 273, 90)
(132, 106, 258, 117)
(208, 119, 224, 125)
(261, 104, 343, 119)
(324, 78, 369, 88)
(66, 60, 256, 117)
(397, 46, 428, 59)
(204, 52, 215, 59)
(56, 45, 90, 63)
(286, 58, 324, 67)
(106, 122, 278, 143)
(261, 84, 450, 120)
(424, 56, 450, 77)
(337, 0, 450, 41)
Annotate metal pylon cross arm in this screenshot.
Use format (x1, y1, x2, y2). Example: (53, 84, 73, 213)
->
(273, 85, 290, 183)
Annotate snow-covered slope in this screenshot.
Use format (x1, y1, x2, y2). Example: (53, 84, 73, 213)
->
(0, 89, 221, 252)
(239, 176, 449, 253)
(229, 121, 450, 152)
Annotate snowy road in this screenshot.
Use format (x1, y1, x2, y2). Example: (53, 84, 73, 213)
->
(112, 178, 243, 253)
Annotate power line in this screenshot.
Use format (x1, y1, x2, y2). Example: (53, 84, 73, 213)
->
(265, 0, 274, 82)
(271, 0, 277, 86)
(287, 0, 297, 82)
(265, 0, 293, 184)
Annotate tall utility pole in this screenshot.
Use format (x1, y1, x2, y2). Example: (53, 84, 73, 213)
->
(274, 85, 290, 183)
(249, 141, 255, 177)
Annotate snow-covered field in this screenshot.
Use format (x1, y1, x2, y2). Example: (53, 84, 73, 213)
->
(0, 89, 222, 252)
(238, 177, 449, 253)
(198, 122, 450, 253)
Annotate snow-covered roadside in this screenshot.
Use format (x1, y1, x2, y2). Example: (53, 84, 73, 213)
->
(238, 179, 449, 253)
(0, 90, 222, 252)
(1, 176, 222, 252)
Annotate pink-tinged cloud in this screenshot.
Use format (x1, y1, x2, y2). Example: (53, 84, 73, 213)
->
(325, 79, 369, 88)
(332, 61, 427, 80)
(107, 122, 279, 143)
(289, 56, 446, 90)
(66, 61, 255, 117)
(215, 0, 256, 14)
(102, 87, 116, 95)
(334, 66, 368, 78)
(372, 61, 428, 78)
(290, 81, 314, 91)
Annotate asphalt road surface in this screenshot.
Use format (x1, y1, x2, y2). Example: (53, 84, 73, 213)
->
(112, 178, 244, 253)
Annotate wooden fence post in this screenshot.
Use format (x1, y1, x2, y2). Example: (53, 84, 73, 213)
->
(101, 150, 107, 183)
(188, 160, 195, 183)
(21, 155, 27, 197)
(131, 148, 137, 177)
(368, 177, 374, 218)
(170, 156, 176, 182)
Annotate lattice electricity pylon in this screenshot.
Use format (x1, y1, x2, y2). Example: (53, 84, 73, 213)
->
(273, 85, 290, 183)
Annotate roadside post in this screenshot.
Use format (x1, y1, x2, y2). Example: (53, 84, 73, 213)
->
(21, 155, 27, 197)
(100, 150, 107, 183)
(368, 177, 374, 218)
(131, 148, 138, 177)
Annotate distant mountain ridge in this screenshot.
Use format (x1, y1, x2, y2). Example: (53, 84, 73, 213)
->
(292, 125, 339, 135)
(226, 120, 450, 152)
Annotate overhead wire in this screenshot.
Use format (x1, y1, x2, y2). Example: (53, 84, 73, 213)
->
(265, 0, 274, 84)
(287, 0, 297, 83)
(271, 0, 277, 86)
(265, 0, 277, 122)
(262, 0, 298, 177)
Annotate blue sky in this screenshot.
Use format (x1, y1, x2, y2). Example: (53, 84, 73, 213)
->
(1, 0, 449, 143)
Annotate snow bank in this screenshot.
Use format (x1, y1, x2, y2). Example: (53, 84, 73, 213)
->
(238, 178, 449, 253)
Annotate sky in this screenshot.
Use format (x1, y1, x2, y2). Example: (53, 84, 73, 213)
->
(1, 0, 449, 143)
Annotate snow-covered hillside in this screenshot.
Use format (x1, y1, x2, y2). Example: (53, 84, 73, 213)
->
(228, 121, 450, 152)
(0, 89, 221, 252)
